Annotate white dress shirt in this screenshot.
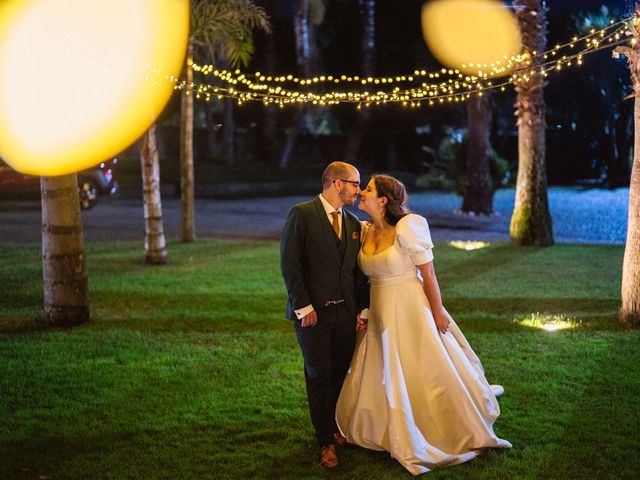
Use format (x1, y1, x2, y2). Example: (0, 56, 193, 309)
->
(319, 193, 343, 238)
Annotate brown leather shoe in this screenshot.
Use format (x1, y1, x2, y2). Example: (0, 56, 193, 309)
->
(320, 444, 338, 468)
(333, 432, 347, 446)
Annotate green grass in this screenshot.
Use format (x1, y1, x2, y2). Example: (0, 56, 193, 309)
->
(1, 241, 638, 479)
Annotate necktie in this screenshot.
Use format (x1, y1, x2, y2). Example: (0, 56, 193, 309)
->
(331, 211, 341, 238)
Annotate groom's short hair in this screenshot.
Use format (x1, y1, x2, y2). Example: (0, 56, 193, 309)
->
(322, 161, 353, 190)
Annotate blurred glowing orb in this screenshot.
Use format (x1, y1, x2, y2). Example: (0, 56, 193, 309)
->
(421, 0, 521, 76)
(0, 0, 188, 176)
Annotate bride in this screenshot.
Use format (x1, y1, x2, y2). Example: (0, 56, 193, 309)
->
(336, 174, 511, 475)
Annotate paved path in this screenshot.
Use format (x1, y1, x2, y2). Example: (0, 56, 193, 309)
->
(0, 187, 629, 244)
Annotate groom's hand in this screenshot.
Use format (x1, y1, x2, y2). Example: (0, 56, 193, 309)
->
(301, 310, 318, 328)
(356, 316, 368, 332)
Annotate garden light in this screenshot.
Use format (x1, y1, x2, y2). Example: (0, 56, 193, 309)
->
(519, 313, 579, 332)
(448, 240, 491, 251)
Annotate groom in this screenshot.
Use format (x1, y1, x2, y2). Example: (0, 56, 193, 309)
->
(280, 161, 369, 468)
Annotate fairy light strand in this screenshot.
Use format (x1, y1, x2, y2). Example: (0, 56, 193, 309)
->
(179, 14, 637, 107)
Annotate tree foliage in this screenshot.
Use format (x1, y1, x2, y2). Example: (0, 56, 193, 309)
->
(191, 0, 271, 67)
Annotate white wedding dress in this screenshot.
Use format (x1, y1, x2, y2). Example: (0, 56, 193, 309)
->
(336, 214, 511, 476)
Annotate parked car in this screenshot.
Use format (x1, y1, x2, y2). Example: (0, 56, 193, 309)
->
(0, 158, 118, 209)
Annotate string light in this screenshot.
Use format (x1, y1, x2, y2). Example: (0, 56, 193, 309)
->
(181, 14, 636, 107)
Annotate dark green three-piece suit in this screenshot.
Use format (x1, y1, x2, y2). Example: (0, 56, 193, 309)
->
(280, 195, 369, 446)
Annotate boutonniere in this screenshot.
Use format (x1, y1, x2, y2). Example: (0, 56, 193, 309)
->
(352, 231, 359, 240)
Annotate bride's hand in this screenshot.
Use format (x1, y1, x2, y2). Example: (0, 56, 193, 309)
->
(433, 308, 451, 334)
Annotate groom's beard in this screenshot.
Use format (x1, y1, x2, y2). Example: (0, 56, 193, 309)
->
(339, 189, 358, 207)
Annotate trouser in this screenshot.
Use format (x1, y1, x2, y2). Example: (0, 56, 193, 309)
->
(294, 302, 356, 447)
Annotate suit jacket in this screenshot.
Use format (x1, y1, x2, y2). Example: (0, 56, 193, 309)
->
(280, 196, 369, 321)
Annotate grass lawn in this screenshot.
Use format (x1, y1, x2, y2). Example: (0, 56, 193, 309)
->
(1, 240, 638, 479)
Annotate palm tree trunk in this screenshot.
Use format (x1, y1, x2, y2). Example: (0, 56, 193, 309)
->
(345, 0, 376, 163)
(385, 131, 398, 170)
(205, 103, 219, 161)
(279, 106, 304, 169)
(279, 0, 311, 169)
(139, 125, 169, 264)
(180, 40, 195, 242)
(621, 95, 640, 325)
(462, 92, 494, 214)
(260, 20, 279, 164)
(605, 119, 620, 186)
(359, 0, 376, 75)
(223, 97, 236, 165)
(510, 0, 553, 246)
(344, 112, 369, 163)
(41, 174, 89, 326)
(612, 98, 633, 186)
(204, 49, 220, 163)
(617, 6, 640, 326)
(262, 105, 279, 164)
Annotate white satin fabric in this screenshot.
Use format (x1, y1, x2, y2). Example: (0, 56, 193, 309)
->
(336, 214, 511, 475)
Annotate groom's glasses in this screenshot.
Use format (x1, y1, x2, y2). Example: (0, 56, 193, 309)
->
(335, 179, 361, 189)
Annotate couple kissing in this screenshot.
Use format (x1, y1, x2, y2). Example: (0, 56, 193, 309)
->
(280, 161, 510, 475)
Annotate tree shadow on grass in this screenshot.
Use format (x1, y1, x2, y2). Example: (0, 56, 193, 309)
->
(438, 244, 541, 285)
(0, 290, 289, 334)
(0, 293, 622, 335)
(0, 422, 410, 480)
(448, 298, 622, 332)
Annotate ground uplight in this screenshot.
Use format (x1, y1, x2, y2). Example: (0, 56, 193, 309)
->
(448, 240, 491, 251)
(518, 313, 579, 332)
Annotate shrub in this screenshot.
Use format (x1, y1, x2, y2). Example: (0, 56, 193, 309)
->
(416, 130, 513, 194)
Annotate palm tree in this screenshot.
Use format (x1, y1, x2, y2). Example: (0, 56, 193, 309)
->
(222, 91, 236, 166)
(614, 8, 640, 326)
(344, 0, 376, 164)
(278, 0, 325, 169)
(257, 0, 280, 164)
(462, 92, 494, 214)
(41, 174, 89, 326)
(510, 0, 553, 246)
(140, 125, 169, 264)
(180, 40, 196, 242)
(180, 0, 270, 241)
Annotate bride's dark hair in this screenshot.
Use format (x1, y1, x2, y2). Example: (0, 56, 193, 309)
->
(373, 174, 410, 225)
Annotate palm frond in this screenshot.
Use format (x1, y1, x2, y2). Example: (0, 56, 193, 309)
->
(190, 0, 271, 68)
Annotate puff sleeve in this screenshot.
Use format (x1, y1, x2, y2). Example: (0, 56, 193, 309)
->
(396, 214, 434, 265)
